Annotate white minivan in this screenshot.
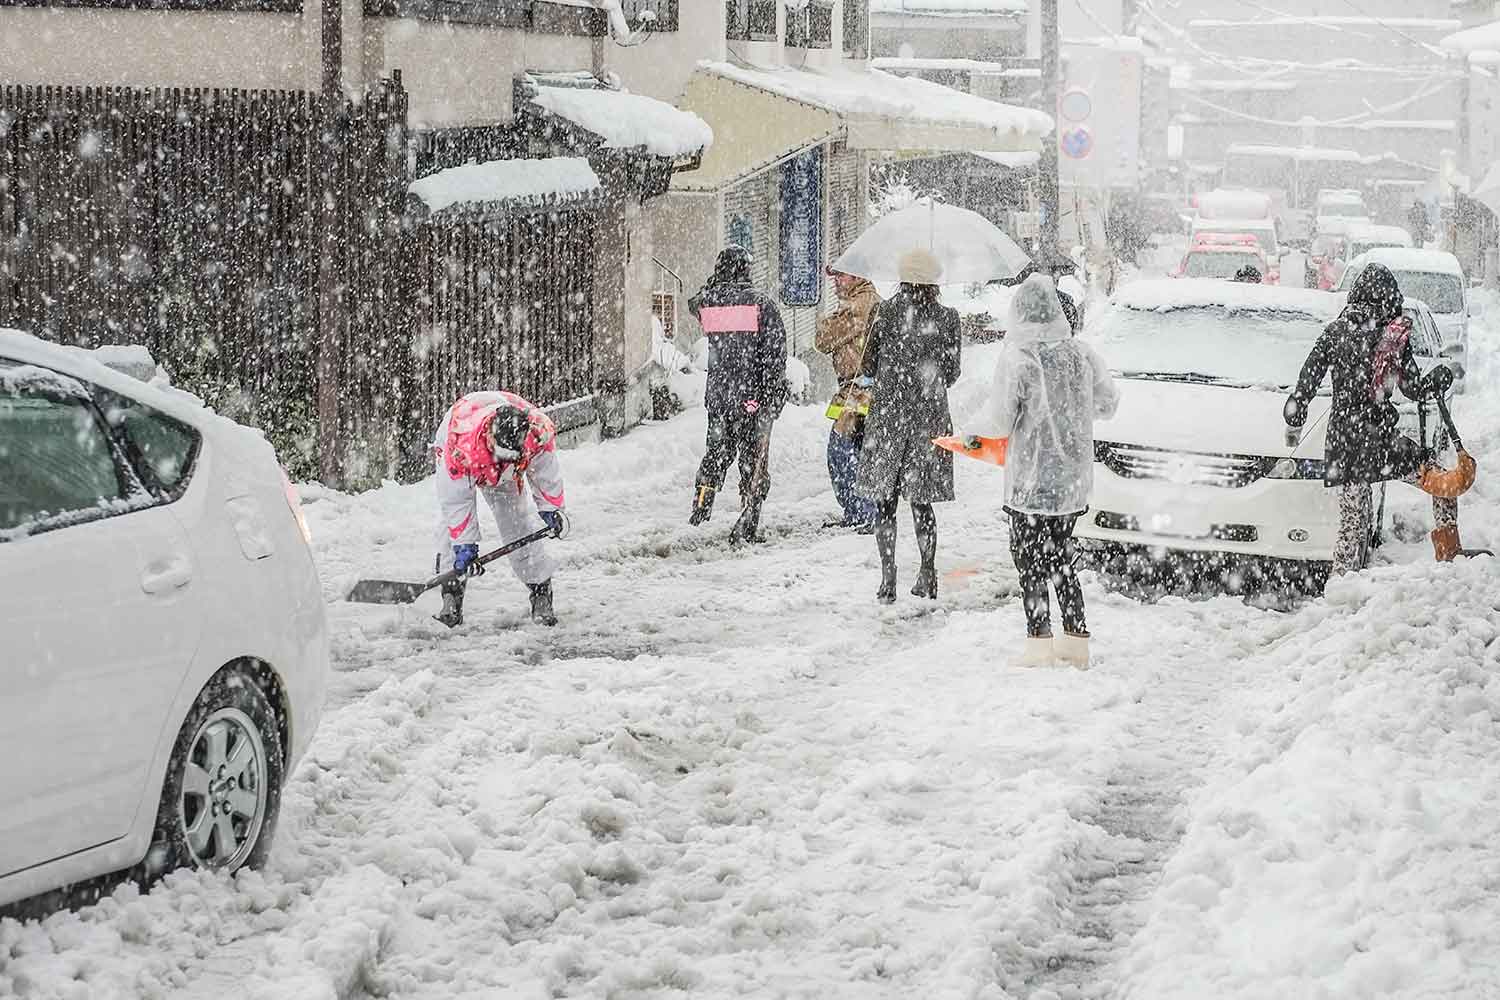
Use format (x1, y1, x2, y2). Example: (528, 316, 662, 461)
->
(0, 329, 329, 910)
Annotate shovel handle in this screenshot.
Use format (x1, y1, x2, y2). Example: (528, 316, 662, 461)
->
(425, 526, 555, 594)
(1435, 394, 1465, 454)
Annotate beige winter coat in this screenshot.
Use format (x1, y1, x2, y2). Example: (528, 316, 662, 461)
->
(816, 279, 880, 383)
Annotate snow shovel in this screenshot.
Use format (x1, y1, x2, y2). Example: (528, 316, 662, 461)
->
(934, 435, 1008, 467)
(345, 526, 554, 605)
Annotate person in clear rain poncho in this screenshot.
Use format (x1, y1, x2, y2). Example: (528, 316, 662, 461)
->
(970, 274, 1119, 668)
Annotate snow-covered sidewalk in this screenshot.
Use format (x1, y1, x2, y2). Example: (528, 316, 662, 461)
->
(3, 312, 1500, 1000)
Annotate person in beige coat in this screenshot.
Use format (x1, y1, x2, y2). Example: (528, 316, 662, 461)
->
(815, 266, 880, 530)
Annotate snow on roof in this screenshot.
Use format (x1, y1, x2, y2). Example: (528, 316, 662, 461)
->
(701, 61, 1054, 140)
(974, 150, 1040, 168)
(1350, 247, 1465, 276)
(1190, 16, 1460, 30)
(1227, 144, 1364, 163)
(410, 157, 601, 212)
(529, 86, 712, 159)
(1113, 279, 1342, 319)
(1440, 18, 1500, 53)
(870, 0, 1026, 16)
(1345, 223, 1413, 246)
(870, 57, 1036, 75)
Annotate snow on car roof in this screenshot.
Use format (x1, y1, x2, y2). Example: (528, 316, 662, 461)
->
(0, 328, 228, 429)
(1114, 279, 1342, 318)
(1348, 247, 1465, 276)
(1345, 223, 1413, 247)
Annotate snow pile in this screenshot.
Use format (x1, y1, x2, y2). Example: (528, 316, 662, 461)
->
(409, 158, 600, 213)
(1119, 560, 1500, 997)
(701, 62, 1054, 143)
(530, 86, 713, 159)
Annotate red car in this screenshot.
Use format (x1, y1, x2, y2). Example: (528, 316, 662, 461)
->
(1174, 234, 1276, 283)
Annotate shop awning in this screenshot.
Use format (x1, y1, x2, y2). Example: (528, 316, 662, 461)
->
(675, 61, 1052, 192)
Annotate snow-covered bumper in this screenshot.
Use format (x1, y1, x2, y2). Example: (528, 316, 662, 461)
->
(1076, 450, 1339, 563)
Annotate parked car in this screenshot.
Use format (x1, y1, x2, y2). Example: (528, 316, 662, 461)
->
(0, 330, 328, 910)
(1337, 247, 1470, 362)
(1077, 280, 1343, 584)
(1189, 216, 1279, 258)
(1313, 189, 1370, 238)
(1174, 234, 1273, 282)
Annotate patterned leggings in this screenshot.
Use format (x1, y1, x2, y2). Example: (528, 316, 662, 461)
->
(1333, 472, 1459, 575)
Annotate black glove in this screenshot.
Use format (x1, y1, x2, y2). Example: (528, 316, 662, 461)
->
(1283, 395, 1308, 429)
(1424, 364, 1454, 398)
(540, 510, 566, 538)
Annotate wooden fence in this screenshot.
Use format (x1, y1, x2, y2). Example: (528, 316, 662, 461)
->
(0, 81, 606, 485)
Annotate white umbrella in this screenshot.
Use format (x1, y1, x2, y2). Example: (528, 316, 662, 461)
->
(1472, 163, 1500, 218)
(832, 198, 1031, 284)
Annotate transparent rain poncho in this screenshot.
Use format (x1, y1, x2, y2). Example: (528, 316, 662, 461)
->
(972, 274, 1120, 516)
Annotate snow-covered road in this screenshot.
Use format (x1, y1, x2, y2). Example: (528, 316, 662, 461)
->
(4, 315, 1500, 1000)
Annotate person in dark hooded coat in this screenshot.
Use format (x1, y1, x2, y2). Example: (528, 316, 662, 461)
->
(1284, 262, 1462, 573)
(857, 248, 962, 603)
(687, 245, 789, 544)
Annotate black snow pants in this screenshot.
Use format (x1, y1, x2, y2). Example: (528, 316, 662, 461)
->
(695, 408, 775, 512)
(1008, 510, 1086, 638)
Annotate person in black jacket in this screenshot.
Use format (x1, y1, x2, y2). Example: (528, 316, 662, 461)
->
(1284, 263, 1461, 573)
(687, 245, 789, 544)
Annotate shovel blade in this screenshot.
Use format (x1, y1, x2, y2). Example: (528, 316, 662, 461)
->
(345, 578, 432, 605)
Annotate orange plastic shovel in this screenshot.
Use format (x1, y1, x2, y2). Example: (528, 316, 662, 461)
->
(933, 435, 1008, 467)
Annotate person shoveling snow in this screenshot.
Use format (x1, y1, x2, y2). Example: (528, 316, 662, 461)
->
(429, 390, 568, 627)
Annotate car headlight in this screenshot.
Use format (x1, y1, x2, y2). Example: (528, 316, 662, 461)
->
(1266, 457, 1326, 480)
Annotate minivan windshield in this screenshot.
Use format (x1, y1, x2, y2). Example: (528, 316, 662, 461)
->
(1090, 304, 1330, 389)
(1342, 266, 1464, 313)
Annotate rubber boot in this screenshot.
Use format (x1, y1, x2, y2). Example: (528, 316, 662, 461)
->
(730, 504, 764, 546)
(1432, 524, 1461, 562)
(434, 579, 465, 629)
(689, 483, 716, 526)
(1054, 632, 1091, 670)
(529, 579, 558, 627)
(911, 512, 938, 600)
(1012, 636, 1055, 668)
(875, 513, 898, 604)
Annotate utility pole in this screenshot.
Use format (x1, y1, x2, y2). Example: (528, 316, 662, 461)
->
(317, 0, 345, 485)
(1038, 0, 1061, 264)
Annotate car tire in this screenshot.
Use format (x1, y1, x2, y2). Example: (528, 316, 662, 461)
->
(145, 666, 285, 880)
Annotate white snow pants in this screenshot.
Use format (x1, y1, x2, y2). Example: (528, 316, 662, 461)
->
(433, 479, 556, 586)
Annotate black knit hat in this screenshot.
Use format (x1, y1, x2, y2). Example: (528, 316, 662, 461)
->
(712, 245, 754, 285)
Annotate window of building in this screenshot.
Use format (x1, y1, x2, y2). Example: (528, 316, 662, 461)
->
(787, 0, 833, 50)
(620, 0, 678, 31)
(727, 0, 778, 41)
(842, 0, 869, 57)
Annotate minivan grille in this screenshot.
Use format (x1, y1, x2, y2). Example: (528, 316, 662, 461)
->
(1095, 442, 1268, 489)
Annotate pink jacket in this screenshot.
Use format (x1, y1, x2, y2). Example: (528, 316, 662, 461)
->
(434, 391, 566, 545)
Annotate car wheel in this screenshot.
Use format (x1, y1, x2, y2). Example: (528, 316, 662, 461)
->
(147, 667, 285, 879)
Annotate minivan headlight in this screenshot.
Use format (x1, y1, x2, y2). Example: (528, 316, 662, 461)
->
(1266, 458, 1326, 480)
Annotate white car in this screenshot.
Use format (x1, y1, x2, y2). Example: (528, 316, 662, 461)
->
(1313, 189, 1370, 238)
(0, 330, 328, 910)
(1077, 281, 1343, 583)
(1337, 247, 1470, 363)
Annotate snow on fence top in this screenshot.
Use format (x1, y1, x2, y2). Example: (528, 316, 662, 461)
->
(1440, 18, 1500, 55)
(530, 86, 713, 160)
(409, 158, 601, 213)
(870, 0, 1025, 15)
(701, 62, 1053, 141)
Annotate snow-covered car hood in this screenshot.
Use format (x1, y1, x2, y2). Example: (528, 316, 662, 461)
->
(1097, 378, 1331, 459)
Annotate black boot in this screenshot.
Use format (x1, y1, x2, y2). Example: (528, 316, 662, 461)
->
(875, 509, 897, 604)
(689, 483, 716, 526)
(911, 505, 938, 600)
(730, 504, 765, 546)
(434, 579, 465, 628)
(529, 579, 558, 627)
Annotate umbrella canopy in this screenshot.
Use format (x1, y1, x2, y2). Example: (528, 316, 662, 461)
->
(1472, 163, 1500, 218)
(832, 199, 1031, 284)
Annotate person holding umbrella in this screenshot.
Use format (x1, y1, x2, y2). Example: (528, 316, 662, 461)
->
(857, 248, 962, 603)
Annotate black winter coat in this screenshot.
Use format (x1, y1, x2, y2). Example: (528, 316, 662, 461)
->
(688, 279, 789, 415)
(857, 290, 962, 503)
(1285, 316, 1436, 486)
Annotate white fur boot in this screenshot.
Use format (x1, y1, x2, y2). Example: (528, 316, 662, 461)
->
(1055, 633, 1090, 670)
(1012, 636, 1056, 668)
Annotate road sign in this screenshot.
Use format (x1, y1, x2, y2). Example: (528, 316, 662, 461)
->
(1061, 127, 1094, 160)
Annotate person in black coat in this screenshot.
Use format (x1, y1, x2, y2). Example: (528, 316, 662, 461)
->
(1284, 263, 1461, 573)
(687, 245, 789, 544)
(857, 249, 962, 603)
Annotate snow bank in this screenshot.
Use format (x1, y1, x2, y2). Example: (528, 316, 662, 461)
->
(701, 61, 1054, 141)
(530, 86, 713, 159)
(409, 158, 600, 213)
(1119, 559, 1500, 998)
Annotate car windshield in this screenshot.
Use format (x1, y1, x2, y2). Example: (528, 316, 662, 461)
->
(1318, 202, 1366, 218)
(1184, 251, 1260, 279)
(1090, 303, 1329, 388)
(1391, 270, 1464, 313)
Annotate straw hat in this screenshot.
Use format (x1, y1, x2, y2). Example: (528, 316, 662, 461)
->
(897, 248, 943, 285)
